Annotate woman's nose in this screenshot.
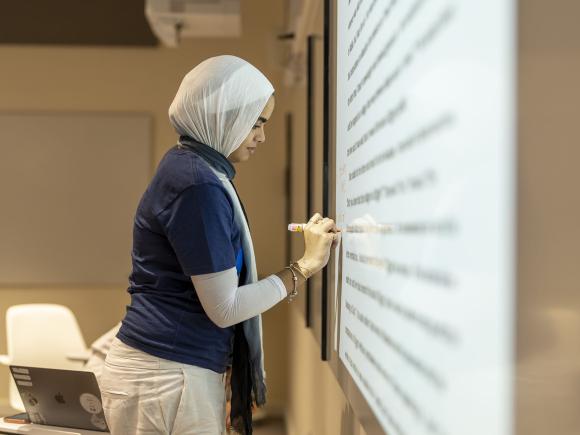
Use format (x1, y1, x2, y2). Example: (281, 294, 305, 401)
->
(256, 127, 266, 143)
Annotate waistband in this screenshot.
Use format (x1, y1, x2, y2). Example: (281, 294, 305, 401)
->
(106, 337, 224, 383)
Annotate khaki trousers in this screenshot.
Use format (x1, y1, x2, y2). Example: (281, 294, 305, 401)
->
(100, 338, 226, 435)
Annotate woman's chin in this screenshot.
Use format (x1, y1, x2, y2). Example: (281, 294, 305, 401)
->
(228, 147, 255, 163)
(242, 149, 255, 161)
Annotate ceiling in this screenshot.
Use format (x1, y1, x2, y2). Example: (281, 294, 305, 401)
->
(0, 0, 158, 46)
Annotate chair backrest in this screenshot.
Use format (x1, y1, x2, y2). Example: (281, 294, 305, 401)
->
(5, 304, 87, 410)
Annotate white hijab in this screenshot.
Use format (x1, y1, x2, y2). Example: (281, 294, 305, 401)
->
(168, 55, 275, 157)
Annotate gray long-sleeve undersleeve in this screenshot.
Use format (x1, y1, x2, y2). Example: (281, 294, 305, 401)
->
(191, 267, 287, 328)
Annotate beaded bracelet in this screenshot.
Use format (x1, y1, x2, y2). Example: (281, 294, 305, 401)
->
(284, 265, 298, 302)
(290, 261, 311, 279)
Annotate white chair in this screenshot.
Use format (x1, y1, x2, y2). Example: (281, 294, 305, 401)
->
(0, 304, 90, 411)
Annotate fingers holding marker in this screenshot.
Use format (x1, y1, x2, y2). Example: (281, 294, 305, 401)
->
(331, 231, 341, 249)
(318, 218, 336, 233)
(288, 215, 341, 234)
(308, 213, 323, 224)
(320, 217, 340, 234)
(292, 214, 341, 275)
(305, 213, 322, 231)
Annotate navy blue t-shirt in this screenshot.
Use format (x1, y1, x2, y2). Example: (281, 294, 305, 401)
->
(117, 145, 243, 373)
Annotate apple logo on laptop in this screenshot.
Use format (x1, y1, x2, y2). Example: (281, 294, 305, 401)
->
(54, 392, 66, 404)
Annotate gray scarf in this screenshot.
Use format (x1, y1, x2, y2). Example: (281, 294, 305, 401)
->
(179, 136, 266, 434)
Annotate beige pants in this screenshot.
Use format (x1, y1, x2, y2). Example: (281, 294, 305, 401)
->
(100, 338, 226, 435)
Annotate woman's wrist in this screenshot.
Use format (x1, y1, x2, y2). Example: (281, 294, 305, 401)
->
(296, 257, 317, 278)
(275, 263, 308, 301)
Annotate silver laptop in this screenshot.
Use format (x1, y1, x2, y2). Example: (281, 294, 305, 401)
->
(9, 366, 109, 432)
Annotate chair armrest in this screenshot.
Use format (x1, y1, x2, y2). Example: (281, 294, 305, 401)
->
(66, 350, 92, 363)
(0, 354, 10, 365)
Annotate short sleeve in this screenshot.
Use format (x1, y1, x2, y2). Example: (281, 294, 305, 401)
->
(158, 183, 236, 276)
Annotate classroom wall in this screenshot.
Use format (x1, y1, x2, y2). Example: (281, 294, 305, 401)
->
(516, 1, 580, 434)
(0, 0, 289, 413)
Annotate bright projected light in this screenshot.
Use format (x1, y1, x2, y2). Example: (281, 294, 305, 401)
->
(335, 1, 516, 434)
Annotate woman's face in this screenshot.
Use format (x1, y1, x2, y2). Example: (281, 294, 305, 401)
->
(228, 95, 275, 163)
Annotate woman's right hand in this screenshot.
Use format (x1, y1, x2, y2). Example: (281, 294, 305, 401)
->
(298, 213, 338, 277)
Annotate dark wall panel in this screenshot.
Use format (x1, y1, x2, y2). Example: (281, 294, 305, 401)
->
(0, 0, 157, 46)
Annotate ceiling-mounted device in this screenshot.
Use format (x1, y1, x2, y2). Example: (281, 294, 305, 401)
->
(145, 0, 241, 47)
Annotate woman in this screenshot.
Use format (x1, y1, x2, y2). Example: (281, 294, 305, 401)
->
(100, 55, 336, 435)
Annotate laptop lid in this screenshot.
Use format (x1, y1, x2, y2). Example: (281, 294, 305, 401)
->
(9, 366, 108, 432)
